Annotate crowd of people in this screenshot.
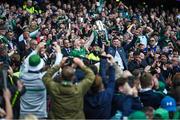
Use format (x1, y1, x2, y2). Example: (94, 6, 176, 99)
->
(0, 0, 180, 119)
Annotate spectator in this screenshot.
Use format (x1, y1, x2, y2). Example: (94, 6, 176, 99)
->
(42, 57, 95, 119)
(70, 38, 88, 58)
(61, 39, 71, 57)
(144, 36, 161, 53)
(111, 76, 143, 119)
(128, 111, 147, 120)
(19, 43, 47, 119)
(153, 108, 169, 120)
(139, 72, 164, 109)
(25, 39, 38, 57)
(128, 50, 148, 72)
(0, 0, 179, 119)
(172, 73, 180, 109)
(19, 42, 61, 119)
(108, 35, 137, 70)
(84, 54, 115, 119)
(160, 96, 177, 119)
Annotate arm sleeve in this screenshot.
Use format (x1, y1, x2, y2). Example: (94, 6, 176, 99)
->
(42, 66, 60, 92)
(78, 66, 95, 95)
(123, 36, 137, 51)
(106, 65, 115, 96)
(52, 52, 63, 67)
(18, 34, 23, 42)
(122, 97, 133, 117)
(99, 58, 107, 85)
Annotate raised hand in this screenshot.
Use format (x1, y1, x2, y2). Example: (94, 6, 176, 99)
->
(73, 58, 85, 68)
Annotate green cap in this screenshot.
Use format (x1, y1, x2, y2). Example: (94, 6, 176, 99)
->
(154, 108, 169, 120)
(128, 111, 147, 120)
(29, 54, 41, 67)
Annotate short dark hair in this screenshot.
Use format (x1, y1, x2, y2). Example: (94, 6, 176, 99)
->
(133, 50, 141, 56)
(115, 77, 127, 91)
(127, 76, 136, 88)
(132, 69, 142, 78)
(140, 72, 153, 88)
(161, 52, 168, 58)
(112, 37, 119, 41)
(62, 66, 75, 81)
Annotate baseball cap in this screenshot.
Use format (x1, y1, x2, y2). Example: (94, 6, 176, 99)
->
(154, 108, 169, 120)
(128, 111, 147, 120)
(160, 96, 176, 112)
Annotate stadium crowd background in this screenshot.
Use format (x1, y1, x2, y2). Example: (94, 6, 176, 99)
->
(0, 0, 180, 119)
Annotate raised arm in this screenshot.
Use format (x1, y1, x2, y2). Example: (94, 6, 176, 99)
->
(65, 23, 71, 38)
(84, 31, 95, 49)
(74, 58, 95, 95)
(52, 44, 63, 66)
(123, 35, 138, 51)
(42, 66, 60, 92)
(146, 26, 154, 37)
(105, 54, 115, 94)
(127, 24, 135, 37)
(99, 58, 107, 84)
(3, 88, 13, 120)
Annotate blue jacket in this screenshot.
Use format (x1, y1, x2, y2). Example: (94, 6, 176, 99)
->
(84, 59, 115, 119)
(108, 36, 137, 70)
(111, 93, 143, 118)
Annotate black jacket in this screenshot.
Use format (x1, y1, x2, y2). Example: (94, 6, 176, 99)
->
(139, 89, 164, 109)
(111, 93, 143, 118)
(61, 48, 71, 57)
(128, 59, 148, 72)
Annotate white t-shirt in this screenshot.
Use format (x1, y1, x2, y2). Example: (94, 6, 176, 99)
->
(138, 35, 147, 48)
(114, 50, 124, 70)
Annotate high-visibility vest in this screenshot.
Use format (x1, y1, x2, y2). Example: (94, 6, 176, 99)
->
(88, 53, 100, 61)
(23, 5, 35, 14)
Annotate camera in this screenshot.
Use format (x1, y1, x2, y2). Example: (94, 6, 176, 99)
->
(64, 56, 74, 66)
(150, 67, 158, 75)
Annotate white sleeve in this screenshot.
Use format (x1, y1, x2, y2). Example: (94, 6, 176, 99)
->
(53, 52, 63, 67)
(18, 34, 23, 42)
(29, 29, 39, 38)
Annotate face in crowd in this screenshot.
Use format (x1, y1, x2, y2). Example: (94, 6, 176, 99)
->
(149, 37, 156, 46)
(23, 31, 30, 40)
(73, 39, 81, 48)
(112, 38, 121, 48)
(30, 40, 38, 50)
(63, 39, 70, 48)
